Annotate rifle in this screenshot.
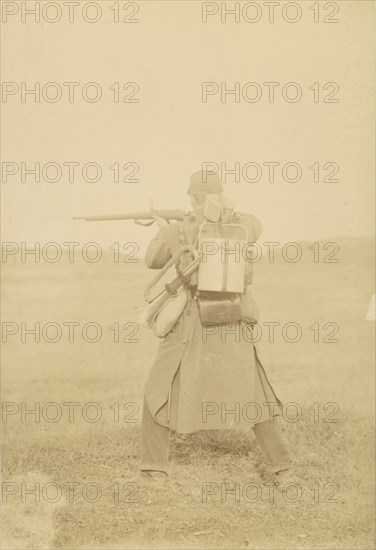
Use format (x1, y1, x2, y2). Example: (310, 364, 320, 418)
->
(73, 195, 242, 226)
(73, 208, 190, 226)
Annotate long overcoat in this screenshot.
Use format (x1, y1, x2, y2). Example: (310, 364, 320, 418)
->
(144, 211, 281, 433)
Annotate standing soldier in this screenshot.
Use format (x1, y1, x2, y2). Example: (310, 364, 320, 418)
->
(136, 170, 292, 487)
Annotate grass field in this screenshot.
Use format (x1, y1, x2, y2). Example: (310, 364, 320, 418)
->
(1, 237, 375, 549)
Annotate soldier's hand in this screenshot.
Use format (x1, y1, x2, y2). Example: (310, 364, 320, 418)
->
(153, 216, 169, 229)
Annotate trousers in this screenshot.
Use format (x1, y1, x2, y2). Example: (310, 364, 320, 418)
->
(141, 397, 290, 474)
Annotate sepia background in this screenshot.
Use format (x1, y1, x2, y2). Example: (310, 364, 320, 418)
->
(1, 1, 375, 549)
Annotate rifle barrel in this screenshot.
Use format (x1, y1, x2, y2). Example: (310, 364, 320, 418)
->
(73, 210, 188, 222)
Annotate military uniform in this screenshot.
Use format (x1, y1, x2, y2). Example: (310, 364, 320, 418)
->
(140, 197, 290, 476)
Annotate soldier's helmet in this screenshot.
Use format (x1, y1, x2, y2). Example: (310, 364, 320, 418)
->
(187, 170, 223, 194)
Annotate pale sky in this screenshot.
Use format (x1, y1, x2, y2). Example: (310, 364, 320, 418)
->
(1, 1, 374, 252)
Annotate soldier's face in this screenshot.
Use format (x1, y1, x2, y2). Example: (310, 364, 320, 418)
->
(189, 193, 206, 210)
(189, 194, 199, 210)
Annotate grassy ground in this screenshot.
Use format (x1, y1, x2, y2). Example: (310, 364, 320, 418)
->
(1, 237, 375, 549)
(2, 414, 375, 549)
